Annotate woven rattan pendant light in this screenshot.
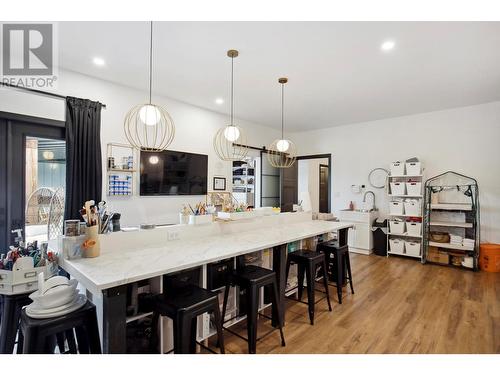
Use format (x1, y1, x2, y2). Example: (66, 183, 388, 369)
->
(124, 21, 175, 152)
(213, 49, 248, 161)
(267, 78, 297, 168)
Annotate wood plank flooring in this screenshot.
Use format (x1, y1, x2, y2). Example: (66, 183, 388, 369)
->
(210, 253, 500, 354)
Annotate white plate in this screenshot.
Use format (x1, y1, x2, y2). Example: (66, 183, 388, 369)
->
(29, 279, 78, 309)
(25, 294, 87, 319)
(28, 290, 79, 314)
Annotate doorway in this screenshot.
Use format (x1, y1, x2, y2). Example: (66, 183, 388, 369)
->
(319, 164, 329, 213)
(0, 112, 66, 249)
(297, 154, 332, 213)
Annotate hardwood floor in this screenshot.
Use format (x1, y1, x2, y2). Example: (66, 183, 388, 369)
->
(211, 253, 500, 354)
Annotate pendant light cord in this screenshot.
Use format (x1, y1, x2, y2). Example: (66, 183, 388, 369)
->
(230, 55, 234, 126)
(148, 21, 153, 104)
(281, 82, 284, 139)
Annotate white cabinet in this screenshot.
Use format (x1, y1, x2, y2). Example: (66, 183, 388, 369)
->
(339, 210, 378, 255)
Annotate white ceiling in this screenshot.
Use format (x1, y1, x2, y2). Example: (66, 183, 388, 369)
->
(59, 21, 500, 131)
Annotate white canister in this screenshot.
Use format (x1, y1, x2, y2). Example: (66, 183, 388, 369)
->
(179, 213, 189, 225)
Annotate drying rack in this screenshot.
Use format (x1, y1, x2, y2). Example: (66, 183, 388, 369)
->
(422, 171, 480, 270)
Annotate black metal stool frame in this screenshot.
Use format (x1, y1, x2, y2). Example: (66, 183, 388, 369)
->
(221, 266, 286, 354)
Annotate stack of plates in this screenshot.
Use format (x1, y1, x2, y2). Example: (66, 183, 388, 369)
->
(25, 277, 87, 319)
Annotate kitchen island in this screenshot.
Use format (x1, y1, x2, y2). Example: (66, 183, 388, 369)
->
(51, 212, 354, 353)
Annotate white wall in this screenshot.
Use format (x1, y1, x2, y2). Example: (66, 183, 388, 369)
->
(298, 158, 329, 213)
(0, 69, 280, 226)
(292, 101, 500, 243)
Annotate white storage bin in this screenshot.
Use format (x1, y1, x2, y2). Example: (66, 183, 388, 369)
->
(389, 201, 405, 215)
(405, 162, 421, 175)
(406, 222, 422, 236)
(390, 182, 406, 196)
(404, 200, 421, 216)
(389, 238, 405, 254)
(389, 220, 406, 234)
(406, 182, 422, 196)
(390, 161, 405, 176)
(405, 241, 421, 257)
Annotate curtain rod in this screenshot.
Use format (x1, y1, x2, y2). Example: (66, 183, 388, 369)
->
(1, 82, 107, 109)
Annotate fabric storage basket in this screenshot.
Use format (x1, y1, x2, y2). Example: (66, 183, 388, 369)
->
(405, 241, 421, 257)
(389, 201, 404, 215)
(390, 182, 406, 195)
(389, 220, 406, 234)
(406, 222, 422, 236)
(406, 182, 422, 196)
(405, 162, 421, 175)
(389, 238, 405, 254)
(390, 161, 405, 176)
(404, 200, 421, 216)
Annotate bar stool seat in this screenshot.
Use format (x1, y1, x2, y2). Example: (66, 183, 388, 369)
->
(286, 249, 332, 325)
(317, 240, 354, 304)
(221, 265, 285, 354)
(150, 283, 225, 354)
(19, 300, 101, 354)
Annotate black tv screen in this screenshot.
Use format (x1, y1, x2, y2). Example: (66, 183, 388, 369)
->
(140, 149, 208, 196)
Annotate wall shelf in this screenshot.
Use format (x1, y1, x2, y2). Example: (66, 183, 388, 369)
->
(428, 241, 474, 251)
(429, 221, 473, 228)
(430, 203, 472, 211)
(388, 232, 422, 238)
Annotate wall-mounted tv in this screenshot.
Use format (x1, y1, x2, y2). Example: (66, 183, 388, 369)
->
(140, 149, 208, 196)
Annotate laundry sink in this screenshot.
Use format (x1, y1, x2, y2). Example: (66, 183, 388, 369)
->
(339, 209, 378, 223)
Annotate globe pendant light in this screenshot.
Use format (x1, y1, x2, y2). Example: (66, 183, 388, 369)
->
(267, 78, 297, 168)
(213, 50, 248, 161)
(124, 21, 175, 152)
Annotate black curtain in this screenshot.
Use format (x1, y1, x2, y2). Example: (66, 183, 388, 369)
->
(64, 97, 103, 220)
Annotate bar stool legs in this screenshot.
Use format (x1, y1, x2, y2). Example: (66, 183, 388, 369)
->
(286, 251, 332, 325)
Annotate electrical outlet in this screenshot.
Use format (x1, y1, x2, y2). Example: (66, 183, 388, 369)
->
(167, 231, 180, 241)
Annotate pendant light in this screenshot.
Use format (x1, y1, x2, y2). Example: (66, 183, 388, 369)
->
(124, 21, 175, 152)
(213, 49, 248, 161)
(267, 78, 297, 168)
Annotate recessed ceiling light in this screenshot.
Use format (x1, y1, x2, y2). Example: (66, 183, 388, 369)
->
(215, 98, 224, 105)
(92, 57, 106, 66)
(381, 40, 396, 52)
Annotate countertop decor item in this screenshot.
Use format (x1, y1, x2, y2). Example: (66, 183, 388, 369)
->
(123, 21, 175, 152)
(267, 78, 297, 168)
(213, 49, 249, 161)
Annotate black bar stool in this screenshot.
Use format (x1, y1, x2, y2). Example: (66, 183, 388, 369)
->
(221, 265, 285, 354)
(317, 241, 354, 304)
(0, 292, 32, 354)
(19, 300, 101, 354)
(285, 250, 332, 325)
(150, 283, 225, 354)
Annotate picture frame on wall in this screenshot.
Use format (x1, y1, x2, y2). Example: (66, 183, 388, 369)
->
(213, 177, 226, 191)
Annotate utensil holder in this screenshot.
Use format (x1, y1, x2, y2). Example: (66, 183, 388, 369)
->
(83, 225, 100, 258)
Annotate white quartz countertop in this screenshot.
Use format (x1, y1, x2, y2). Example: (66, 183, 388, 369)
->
(53, 216, 353, 295)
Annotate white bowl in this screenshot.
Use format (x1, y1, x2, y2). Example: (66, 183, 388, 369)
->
(30, 279, 78, 309)
(42, 276, 69, 295)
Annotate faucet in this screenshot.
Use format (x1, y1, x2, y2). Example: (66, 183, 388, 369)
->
(363, 191, 376, 210)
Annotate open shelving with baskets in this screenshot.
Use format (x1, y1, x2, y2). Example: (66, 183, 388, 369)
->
(422, 171, 479, 270)
(386, 160, 424, 260)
